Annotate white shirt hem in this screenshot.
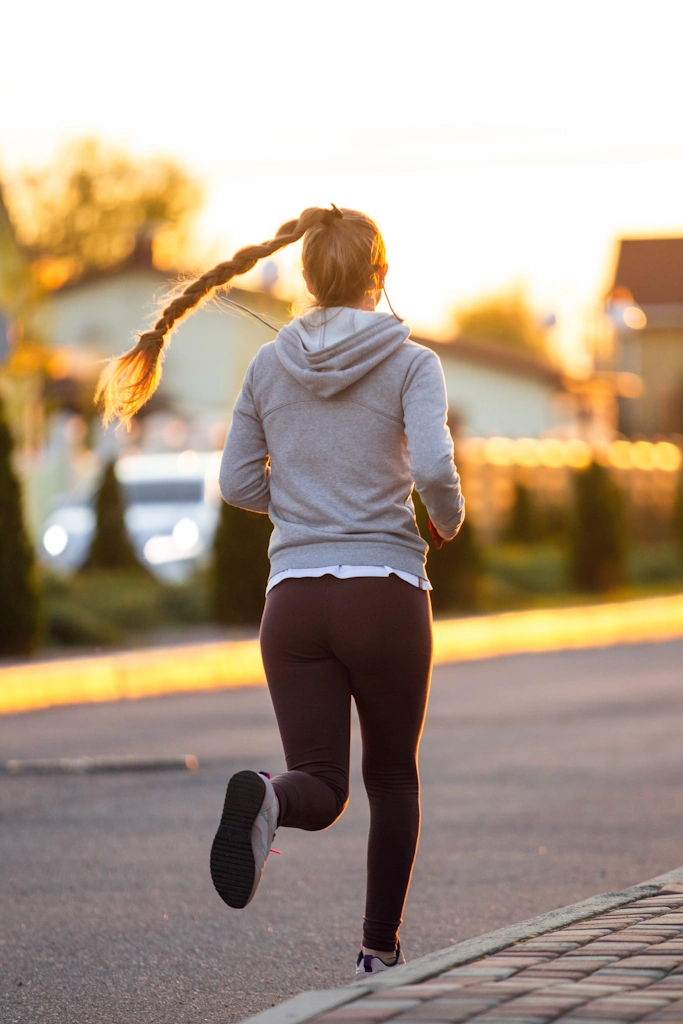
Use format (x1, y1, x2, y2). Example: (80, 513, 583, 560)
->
(265, 565, 431, 595)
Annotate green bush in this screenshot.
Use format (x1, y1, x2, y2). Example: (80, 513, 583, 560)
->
(487, 543, 568, 596)
(0, 398, 41, 655)
(211, 502, 272, 626)
(44, 577, 124, 647)
(42, 569, 207, 647)
(82, 460, 144, 572)
(413, 492, 484, 613)
(628, 543, 683, 585)
(569, 461, 627, 593)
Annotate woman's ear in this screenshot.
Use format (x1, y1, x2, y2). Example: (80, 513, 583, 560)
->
(379, 263, 388, 289)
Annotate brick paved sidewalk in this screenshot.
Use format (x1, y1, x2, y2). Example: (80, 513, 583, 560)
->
(313, 885, 683, 1024)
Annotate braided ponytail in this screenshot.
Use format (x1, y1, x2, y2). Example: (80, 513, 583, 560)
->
(95, 206, 329, 426)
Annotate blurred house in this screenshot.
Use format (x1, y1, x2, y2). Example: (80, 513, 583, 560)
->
(417, 334, 609, 439)
(38, 237, 290, 436)
(608, 237, 683, 436)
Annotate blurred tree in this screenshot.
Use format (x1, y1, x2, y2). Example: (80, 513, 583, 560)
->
(211, 503, 272, 626)
(453, 288, 547, 355)
(569, 462, 627, 592)
(9, 138, 202, 281)
(413, 491, 484, 613)
(0, 186, 45, 450)
(505, 481, 541, 543)
(0, 184, 37, 323)
(0, 397, 41, 654)
(82, 460, 145, 572)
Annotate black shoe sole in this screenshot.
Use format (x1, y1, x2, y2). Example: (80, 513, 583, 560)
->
(210, 770, 266, 909)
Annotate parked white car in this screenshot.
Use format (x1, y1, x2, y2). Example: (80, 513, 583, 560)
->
(40, 451, 223, 582)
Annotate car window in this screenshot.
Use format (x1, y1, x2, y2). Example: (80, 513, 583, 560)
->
(123, 480, 204, 504)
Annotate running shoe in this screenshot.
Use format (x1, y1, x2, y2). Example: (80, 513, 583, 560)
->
(210, 770, 278, 908)
(355, 944, 405, 976)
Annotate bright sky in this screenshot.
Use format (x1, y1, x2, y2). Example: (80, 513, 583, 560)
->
(3, 0, 683, 370)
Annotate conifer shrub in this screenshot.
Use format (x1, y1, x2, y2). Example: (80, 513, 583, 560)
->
(82, 460, 144, 571)
(504, 481, 541, 543)
(413, 492, 484, 613)
(210, 501, 272, 626)
(0, 399, 41, 654)
(569, 461, 627, 592)
(674, 470, 683, 562)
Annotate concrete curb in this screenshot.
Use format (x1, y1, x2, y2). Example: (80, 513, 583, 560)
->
(0, 636, 266, 716)
(2, 593, 683, 715)
(3, 754, 199, 775)
(238, 865, 683, 1024)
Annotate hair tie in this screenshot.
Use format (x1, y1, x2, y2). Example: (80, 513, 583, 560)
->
(321, 204, 343, 226)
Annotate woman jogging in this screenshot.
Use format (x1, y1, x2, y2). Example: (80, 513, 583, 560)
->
(97, 206, 465, 975)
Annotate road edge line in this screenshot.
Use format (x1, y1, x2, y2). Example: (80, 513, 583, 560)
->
(237, 864, 683, 1024)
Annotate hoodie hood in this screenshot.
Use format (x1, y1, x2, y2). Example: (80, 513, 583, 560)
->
(275, 307, 410, 398)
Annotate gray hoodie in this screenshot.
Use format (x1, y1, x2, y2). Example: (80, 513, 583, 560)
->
(219, 307, 465, 582)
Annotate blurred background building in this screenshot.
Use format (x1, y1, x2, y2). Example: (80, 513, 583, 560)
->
(607, 237, 683, 438)
(38, 235, 290, 430)
(418, 334, 615, 440)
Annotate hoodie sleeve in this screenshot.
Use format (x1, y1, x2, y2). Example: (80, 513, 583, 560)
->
(219, 358, 271, 514)
(402, 349, 465, 541)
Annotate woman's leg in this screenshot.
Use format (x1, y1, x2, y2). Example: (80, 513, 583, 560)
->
(260, 578, 353, 831)
(327, 576, 433, 953)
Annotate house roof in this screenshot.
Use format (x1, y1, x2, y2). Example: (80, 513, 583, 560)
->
(53, 235, 171, 293)
(414, 333, 565, 388)
(612, 238, 683, 306)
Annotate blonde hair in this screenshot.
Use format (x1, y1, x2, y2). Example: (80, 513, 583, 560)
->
(96, 206, 386, 426)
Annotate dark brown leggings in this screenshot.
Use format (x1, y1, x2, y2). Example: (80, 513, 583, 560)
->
(259, 575, 432, 951)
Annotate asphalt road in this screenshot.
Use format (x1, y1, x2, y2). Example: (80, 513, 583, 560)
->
(2, 639, 683, 1024)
